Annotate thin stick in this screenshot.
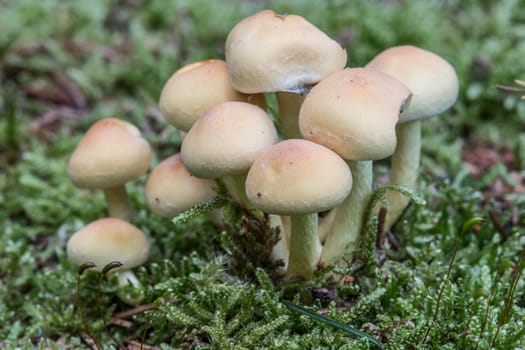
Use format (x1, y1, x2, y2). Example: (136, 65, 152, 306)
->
(77, 263, 101, 350)
(98, 261, 125, 349)
(490, 247, 525, 347)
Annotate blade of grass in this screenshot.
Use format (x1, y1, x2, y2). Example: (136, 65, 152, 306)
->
(282, 300, 382, 347)
(421, 217, 485, 343)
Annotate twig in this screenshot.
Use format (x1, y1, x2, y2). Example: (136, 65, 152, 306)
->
(112, 298, 176, 319)
(128, 340, 161, 350)
(80, 331, 100, 350)
(488, 209, 508, 240)
(98, 262, 125, 349)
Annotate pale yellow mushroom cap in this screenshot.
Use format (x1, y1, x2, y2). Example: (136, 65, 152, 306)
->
(159, 59, 265, 132)
(67, 218, 150, 272)
(225, 10, 347, 94)
(68, 118, 152, 189)
(245, 139, 352, 215)
(144, 154, 216, 218)
(299, 68, 412, 161)
(181, 101, 278, 178)
(366, 45, 459, 123)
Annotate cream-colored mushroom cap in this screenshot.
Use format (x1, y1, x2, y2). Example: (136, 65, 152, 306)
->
(181, 101, 278, 178)
(67, 218, 150, 271)
(299, 68, 412, 161)
(245, 139, 352, 215)
(68, 118, 152, 189)
(366, 45, 459, 123)
(159, 59, 265, 132)
(144, 154, 216, 218)
(225, 10, 347, 94)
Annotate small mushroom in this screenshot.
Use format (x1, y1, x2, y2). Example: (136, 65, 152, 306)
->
(158, 59, 265, 133)
(366, 45, 459, 230)
(180, 101, 278, 206)
(68, 118, 152, 221)
(67, 217, 150, 303)
(144, 153, 216, 218)
(245, 139, 352, 280)
(299, 68, 412, 264)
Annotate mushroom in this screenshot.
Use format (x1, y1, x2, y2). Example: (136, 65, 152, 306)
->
(225, 10, 347, 94)
(224, 9, 347, 138)
(245, 139, 352, 280)
(144, 153, 216, 218)
(180, 101, 278, 206)
(299, 68, 412, 264)
(158, 59, 265, 134)
(366, 45, 459, 230)
(67, 217, 150, 303)
(68, 118, 152, 221)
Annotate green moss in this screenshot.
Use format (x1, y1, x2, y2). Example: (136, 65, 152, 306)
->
(1, 0, 524, 349)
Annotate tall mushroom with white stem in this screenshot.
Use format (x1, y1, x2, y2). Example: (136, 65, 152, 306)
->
(299, 68, 412, 264)
(68, 118, 152, 221)
(366, 45, 459, 231)
(180, 101, 289, 265)
(225, 9, 347, 138)
(246, 139, 352, 280)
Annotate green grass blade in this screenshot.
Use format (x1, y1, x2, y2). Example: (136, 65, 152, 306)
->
(282, 301, 382, 347)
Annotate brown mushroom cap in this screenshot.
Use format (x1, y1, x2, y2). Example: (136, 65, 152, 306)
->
(144, 154, 216, 218)
(159, 59, 265, 132)
(181, 101, 278, 178)
(299, 68, 412, 161)
(68, 118, 152, 189)
(245, 139, 352, 215)
(225, 10, 347, 94)
(366, 45, 459, 123)
(67, 218, 150, 271)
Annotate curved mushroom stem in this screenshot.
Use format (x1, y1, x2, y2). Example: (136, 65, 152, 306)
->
(285, 213, 322, 280)
(383, 120, 421, 231)
(108, 270, 144, 305)
(103, 185, 132, 221)
(320, 160, 373, 264)
(114, 270, 141, 287)
(276, 92, 305, 139)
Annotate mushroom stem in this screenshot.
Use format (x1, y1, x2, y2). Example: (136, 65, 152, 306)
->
(109, 270, 145, 305)
(286, 213, 321, 280)
(383, 120, 421, 231)
(276, 92, 305, 139)
(320, 160, 373, 264)
(223, 173, 252, 208)
(103, 185, 132, 221)
(113, 270, 141, 287)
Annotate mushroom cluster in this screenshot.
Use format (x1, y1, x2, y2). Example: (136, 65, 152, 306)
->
(66, 9, 459, 283)
(157, 10, 458, 280)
